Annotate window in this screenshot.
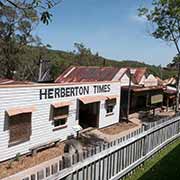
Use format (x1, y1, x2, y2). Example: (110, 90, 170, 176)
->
(9, 113, 32, 146)
(106, 104, 114, 114)
(54, 106, 69, 117)
(52, 106, 69, 130)
(54, 118, 66, 127)
(106, 99, 116, 115)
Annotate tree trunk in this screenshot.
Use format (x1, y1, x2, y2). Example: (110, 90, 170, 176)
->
(176, 64, 180, 112)
(169, 28, 180, 112)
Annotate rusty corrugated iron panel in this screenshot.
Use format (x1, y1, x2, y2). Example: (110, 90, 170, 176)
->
(122, 85, 163, 92)
(112, 68, 128, 81)
(131, 68, 147, 84)
(55, 66, 150, 86)
(0, 78, 33, 85)
(55, 66, 120, 83)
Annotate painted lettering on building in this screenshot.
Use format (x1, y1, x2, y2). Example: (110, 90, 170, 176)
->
(40, 84, 111, 99)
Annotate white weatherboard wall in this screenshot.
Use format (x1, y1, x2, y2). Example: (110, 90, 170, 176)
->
(120, 74, 134, 86)
(0, 82, 120, 162)
(139, 75, 146, 85)
(144, 74, 158, 87)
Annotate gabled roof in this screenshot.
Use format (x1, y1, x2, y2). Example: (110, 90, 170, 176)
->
(55, 66, 148, 84)
(55, 66, 123, 83)
(163, 77, 176, 86)
(111, 68, 128, 81)
(129, 67, 147, 84)
(156, 76, 164, 85)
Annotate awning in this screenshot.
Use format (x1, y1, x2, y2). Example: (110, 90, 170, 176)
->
(106, 95, 119, 100)
(132, 86, 163, 92)
(79, 95, 107, 104)
(7, 106, 36, 116)
(169, 95, 176, 99)
(52, 101, 72, 108)
(54, 114, 68, 120)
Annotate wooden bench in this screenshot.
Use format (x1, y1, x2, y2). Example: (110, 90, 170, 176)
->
(29, 138, 62, 156)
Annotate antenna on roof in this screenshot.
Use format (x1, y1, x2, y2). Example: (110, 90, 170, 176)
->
(38, 59, 52, 83)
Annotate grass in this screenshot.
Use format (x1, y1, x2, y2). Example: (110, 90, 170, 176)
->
(125, 138, 180, 180)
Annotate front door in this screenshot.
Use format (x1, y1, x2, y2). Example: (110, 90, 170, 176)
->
(79, 101, 100, 129)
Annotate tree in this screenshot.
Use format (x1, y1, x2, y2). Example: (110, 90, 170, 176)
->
(139, 0, 180, 111)
(73, 42, 104, 66)
(0, 2, 39, 79)
(0, 0, 61, 24)
(74, 42, 92, 65)
(172, 54, 180, 63)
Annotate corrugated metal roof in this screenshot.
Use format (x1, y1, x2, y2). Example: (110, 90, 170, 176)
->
(163, 77, 176, 86)
(156, 76, 164, 85)
(112, 68, 128, 81)
(55, 66, 148, 85)
(0, 78, 33, 85)
(122, 85, 163, 92)
(131, 68, 147, 84)
(0, 80, 119, 89)
(55, 66, 121, 83)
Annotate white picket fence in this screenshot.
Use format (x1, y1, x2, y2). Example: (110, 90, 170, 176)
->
(3, 113, 180, 180)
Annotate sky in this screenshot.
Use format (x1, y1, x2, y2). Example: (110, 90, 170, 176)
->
(34, 0, 177, 66)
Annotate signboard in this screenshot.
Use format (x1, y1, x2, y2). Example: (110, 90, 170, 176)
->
(151, 94, 163, 104)
(39, 84, 111, 100)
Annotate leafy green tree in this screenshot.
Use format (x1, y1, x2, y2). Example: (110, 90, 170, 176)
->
(139, 0, 180, 54)
(172, 54, 180, 63)
(0, 0, 61, 24)
(138, 0, 180, 111)
(73, 42, 104, 66)
(73, 42, 93, 65)
(0, 2, 39, 79)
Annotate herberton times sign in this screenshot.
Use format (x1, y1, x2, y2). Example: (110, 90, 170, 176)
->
(40, 84, 111, 100)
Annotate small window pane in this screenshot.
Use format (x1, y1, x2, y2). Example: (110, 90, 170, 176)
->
(106, 99, 116, 114)
(54, 106, 69, 117)
(54, 118, 66, 127)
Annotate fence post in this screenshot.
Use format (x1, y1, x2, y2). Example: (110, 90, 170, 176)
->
(143, 124, 149, 157)
(62, 153, 72, 168)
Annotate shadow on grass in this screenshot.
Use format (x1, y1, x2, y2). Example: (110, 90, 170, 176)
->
(139, 143, 180, 180)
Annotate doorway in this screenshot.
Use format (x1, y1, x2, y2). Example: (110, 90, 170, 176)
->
(79, 101, 100, 129)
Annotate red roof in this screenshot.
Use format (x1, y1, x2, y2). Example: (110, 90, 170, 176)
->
(0, 78, 33, 85)
(130, 68, 147, 84)
(55, 66, 121, 83)
(55, 66, 148, 85)
(122, 85, 163, 92)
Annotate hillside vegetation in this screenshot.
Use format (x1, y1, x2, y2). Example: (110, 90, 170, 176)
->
(0, 43, 177, 81)
(47, 45, 177, 81)
(0, 1, 177, 82)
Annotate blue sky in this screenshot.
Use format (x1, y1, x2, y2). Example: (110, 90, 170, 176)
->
(34, 0, 177, 66)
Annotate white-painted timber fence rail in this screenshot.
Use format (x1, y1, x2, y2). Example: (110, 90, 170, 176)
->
(2, 113, 180, 180)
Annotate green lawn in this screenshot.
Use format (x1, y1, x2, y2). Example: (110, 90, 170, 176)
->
(125, 138, 180, 180)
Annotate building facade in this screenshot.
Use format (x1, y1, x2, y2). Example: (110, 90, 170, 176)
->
(55, 66, 163, 119)
(0, 81, 120, 162)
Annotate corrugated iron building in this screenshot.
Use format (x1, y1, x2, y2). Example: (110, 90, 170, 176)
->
(0, 81, 120, 162)
(55, 66, 164, 118)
